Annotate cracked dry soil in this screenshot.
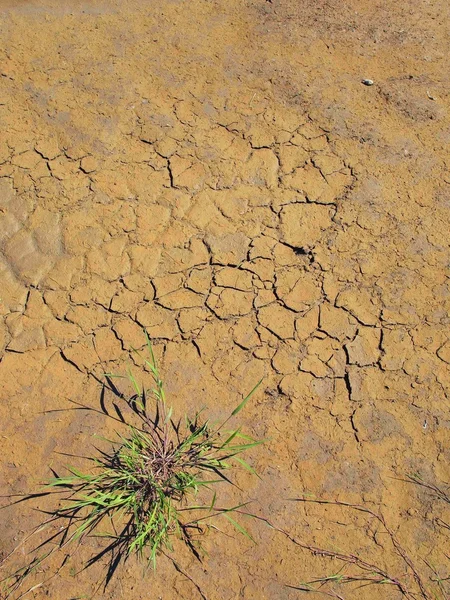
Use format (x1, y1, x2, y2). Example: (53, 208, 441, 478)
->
(0, 0, 449, 598)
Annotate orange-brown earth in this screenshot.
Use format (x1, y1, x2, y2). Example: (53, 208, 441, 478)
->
(0, 0, 449, 598)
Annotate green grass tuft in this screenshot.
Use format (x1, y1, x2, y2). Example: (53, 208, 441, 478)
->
(44, 333, 263, 575)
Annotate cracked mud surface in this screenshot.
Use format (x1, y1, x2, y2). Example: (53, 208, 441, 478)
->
(0, 0, 449, 598)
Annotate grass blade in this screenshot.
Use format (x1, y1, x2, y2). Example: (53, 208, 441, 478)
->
(231, 379, 262, 416)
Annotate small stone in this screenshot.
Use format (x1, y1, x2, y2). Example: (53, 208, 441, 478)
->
(362, 79, 374, 86)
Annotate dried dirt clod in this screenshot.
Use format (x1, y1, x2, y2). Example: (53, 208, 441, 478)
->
(280, 203, 334, 248)
(157, 288, 205, 310)
(94, 327, 123, 362)
(279, 371, 334, 410)
(7, 324, 46, 353)
(4, 229, 54, 285)
(380, 328, 414, 371)
(206, 231, 250, 266)
(66, 305, 111, 333)
(186, 266, 212, 294)
(295, 306, 320, 341)
(135, 302, 179, 340)
(110, 289, 144, 313)
(275, 268, 322, 312)
(271, 342, 299, 374)
(62, 338, 99, 372)
(242, 148, 279, 188)
(207, 287, 254, 318)
(319, 303, 357, 340)
(282, 163, 328, 201)
(177, 307, 210, 334)
(112, 318, 146, 351)
(278, 144, 309, 174)
(232, 315, 260, 349)
(335, 287, 380, 326)
(215, 267, 253, 291)
(80, 156, 98, 173)
(44, 319, 82, 347)
(257, 303, 297, 339)
(345, 327, 381, 366)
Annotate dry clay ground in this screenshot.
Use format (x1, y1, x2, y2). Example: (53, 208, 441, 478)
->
(0, 0, 449, 598)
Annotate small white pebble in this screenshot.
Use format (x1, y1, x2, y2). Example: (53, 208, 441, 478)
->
(362, 79, 374, 86)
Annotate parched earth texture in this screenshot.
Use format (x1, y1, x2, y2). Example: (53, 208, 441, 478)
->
(0, 0, 449, 598)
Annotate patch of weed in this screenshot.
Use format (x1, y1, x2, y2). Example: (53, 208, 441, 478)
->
(1, 332, 263, 597)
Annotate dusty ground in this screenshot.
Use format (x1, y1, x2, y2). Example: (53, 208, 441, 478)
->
(0, 0, 449, 598)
